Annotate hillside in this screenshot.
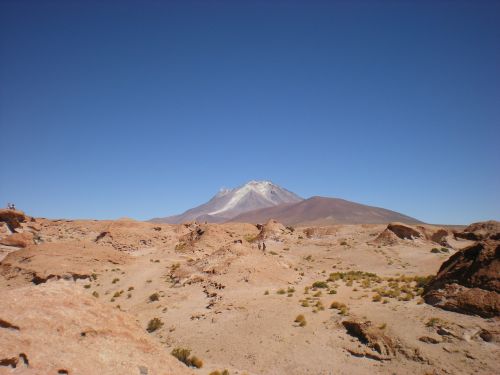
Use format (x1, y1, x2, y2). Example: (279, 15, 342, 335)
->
(230, 196, 422, 225)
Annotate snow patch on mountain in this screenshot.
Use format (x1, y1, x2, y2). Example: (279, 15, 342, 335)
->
(209, 181, 287, 215)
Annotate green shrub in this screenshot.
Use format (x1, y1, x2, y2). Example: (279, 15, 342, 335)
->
(149, 293, 160, 302)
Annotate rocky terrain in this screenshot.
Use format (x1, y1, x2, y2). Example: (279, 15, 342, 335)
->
(0, 209, 498, 374)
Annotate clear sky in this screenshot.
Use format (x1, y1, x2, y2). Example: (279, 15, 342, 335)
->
(0, 0, 499, 224)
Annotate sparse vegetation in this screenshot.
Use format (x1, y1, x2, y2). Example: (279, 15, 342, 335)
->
(149, 292, 160, 302)
(277, 289, 286, 295)
(244, 234, 258, 243)
(294, 314, 306, 326)
(171, 347, 203, 368)
(175, 242, 187, 251)
(112, 278, 120, 284)
(426, 317, 441, 328)
(209, 371, 230, 375)
(146, 318, 163, 332)
(312, 281, 328, 288)
(92, 291, 99, 298)
(170, 263, 180, 271)
(113, 290, 124, 298)
(330, 301, 348, 315)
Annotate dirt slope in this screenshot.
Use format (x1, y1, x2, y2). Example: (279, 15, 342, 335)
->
(230, 196, 422, 225)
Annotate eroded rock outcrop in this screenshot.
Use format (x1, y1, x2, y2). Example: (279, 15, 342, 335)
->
(455, 220, 500, 241)
(0, 209, 28, 232)
(342, 320, 396, 358)
(0, 232, 34, 248)
(0, 282, 193, 374)
(387, 223, 421, 240)
(258, 219, 288, 241)
(424, 240, 500, 317)
(0, 242, 130, 287)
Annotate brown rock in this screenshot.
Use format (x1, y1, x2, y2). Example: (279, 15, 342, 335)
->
(371, 228, 400, 246)
(0, 282, 193, 374)
(258, 219, 287, 241)
(387, 223, 421, 240)
(424, 240, 500, 317)
(0, 232, 34, 248)
(419, 336, 441, 344)
(0, 242, 130, 286)
(342, 320, 396, 357)
(0, 209, 28, 232)
(455, 220, 500, 241)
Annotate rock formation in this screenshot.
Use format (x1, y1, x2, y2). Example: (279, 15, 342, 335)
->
(0, 282, 193, 374)
(424, 238, 500, 318)
(387, 223, 422, 240)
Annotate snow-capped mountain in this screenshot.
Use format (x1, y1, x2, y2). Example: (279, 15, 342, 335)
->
(151, 181, 303, 224)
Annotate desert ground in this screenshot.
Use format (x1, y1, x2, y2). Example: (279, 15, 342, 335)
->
(0, 210, 498, 375)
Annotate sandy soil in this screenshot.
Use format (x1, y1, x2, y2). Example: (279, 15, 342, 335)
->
(0, 218, 498, 375)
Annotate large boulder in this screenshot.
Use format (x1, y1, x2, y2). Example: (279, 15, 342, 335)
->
(387, 223, 421, 240)
(0, 209, 28, 232)
(455, 220, 500, 241)
(423, 240, 500, 317)
(371, 228, 400, 246)
(258, 219, 288, 241)
(0, 232, 34, 248)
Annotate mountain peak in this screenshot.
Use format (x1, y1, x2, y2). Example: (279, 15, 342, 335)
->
(151, 180, 302, 224)
(208, 180, 301, 216)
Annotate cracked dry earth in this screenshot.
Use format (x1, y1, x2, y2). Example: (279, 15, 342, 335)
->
(0, 214, 498, 375)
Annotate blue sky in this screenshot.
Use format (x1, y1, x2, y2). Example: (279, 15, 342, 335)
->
(0, 0, 499, 224)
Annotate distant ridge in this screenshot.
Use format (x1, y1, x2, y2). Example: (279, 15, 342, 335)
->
(150, 181, 421, 225)
(228, 196, 422, 226)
